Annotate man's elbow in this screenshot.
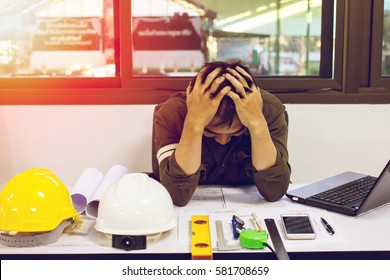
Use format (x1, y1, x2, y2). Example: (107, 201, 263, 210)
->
(262, 191, 285, 202)
(258, 177, 290, 202)
(159, 179, 195, 207)
(173, 197, 191, 207)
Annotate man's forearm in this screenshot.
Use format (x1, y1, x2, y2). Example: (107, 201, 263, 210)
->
(249, 118, 277, 171)
(174, 117, 204, 174)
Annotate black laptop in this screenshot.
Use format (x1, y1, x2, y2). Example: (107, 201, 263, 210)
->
(286, 160, 390, 216)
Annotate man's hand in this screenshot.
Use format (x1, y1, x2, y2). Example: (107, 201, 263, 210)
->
(225, 66, 266, 132)
(186, 67, 231, 130)
(175, 67, 230, 175)
(225, 66, 277, 171)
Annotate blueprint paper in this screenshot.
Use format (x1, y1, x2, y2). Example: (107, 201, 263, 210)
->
(85, 164, 129, 219)
(70, 168, 103, 214)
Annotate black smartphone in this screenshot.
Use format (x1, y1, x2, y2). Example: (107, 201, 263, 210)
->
(280, 214, 316, 240)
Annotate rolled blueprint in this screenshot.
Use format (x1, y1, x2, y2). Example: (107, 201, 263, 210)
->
(85, 164, 129, 219)
(70, 168, 103, 214)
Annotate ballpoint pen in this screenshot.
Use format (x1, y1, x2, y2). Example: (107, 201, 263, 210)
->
(321, 217, 335, 235)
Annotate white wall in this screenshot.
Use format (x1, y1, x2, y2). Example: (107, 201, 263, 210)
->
(0, 105, 154, 188)
(1, 104, 389, 187)
(286, 104, 390, 183)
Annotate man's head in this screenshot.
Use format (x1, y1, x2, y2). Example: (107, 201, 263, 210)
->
(190, 61, 255, 128)
(190, 61, 255, 144)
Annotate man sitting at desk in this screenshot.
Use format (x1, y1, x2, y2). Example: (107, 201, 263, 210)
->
(153, 61, 291, 206)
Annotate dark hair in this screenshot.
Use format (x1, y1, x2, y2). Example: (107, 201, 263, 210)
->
(190, 60, 255, 127)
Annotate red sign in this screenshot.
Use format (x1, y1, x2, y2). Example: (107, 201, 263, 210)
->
(133, 16, 202, 50)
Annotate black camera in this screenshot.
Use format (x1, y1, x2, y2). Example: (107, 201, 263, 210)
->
(112, 235, 147, 251)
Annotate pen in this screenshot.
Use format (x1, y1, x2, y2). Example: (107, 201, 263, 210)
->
(321, 217, 335, 235)
(231, 218, 240, 239)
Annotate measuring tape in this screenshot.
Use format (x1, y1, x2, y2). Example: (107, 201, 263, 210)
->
(191, 215, 213, 260)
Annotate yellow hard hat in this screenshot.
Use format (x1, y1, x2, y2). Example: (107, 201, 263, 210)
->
(0, 168, 82, 233)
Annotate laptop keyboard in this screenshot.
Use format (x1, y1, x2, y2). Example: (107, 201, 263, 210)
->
(312, 176, 377, 205)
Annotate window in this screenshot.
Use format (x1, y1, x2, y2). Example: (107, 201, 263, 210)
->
(382, 0, 390, 76)
(133, 0, 326, 77)
(0, 0, 389, 104)
(369, 0, 390, 89)
(0, 0, 118, 89)
(0, 0, 115, 78)
(130, 0, 340, 91)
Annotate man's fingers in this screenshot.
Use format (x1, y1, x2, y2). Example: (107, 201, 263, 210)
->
(207, 75, 227, 96)
(225, 73, 246, 97)
(226, 91, 241, 103)
(186, 81, 192, 92)
(235, 66, 254, 82)
(244, 86, 253, 93)
(227, 67, 249, 88)
(203, 68, 222, 91)
(212, 85, 231, 102)
(191, 70, 201, 90)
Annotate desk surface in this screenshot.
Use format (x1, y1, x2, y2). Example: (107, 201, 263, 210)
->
(1, 184, 390, 260)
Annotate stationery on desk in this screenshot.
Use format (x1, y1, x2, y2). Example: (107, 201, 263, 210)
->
(321, 217, 335, 235)
(177, 185, 346, 255)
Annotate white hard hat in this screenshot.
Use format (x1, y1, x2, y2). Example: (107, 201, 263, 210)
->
(95, 173, 177, 250)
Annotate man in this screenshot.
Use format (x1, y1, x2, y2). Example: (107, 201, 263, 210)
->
(153, 61, 291, 206)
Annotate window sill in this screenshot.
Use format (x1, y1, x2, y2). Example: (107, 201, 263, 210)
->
(1, 88, 390, 105)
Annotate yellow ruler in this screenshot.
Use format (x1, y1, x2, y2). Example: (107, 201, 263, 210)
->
(191, 215, 213, 260)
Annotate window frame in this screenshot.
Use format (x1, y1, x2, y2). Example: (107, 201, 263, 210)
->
(0, 0, 390, 105)
(370, 0, 390, 88)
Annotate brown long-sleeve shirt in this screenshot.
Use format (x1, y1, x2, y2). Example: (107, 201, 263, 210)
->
(153, 90, 291, 206)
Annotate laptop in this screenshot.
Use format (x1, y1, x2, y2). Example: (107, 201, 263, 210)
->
(286, 160, 390, 216)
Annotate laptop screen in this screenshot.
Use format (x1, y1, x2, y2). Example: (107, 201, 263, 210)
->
(358, 161, 390, 215)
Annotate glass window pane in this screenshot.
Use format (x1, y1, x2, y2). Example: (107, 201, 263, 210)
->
(0, 0, 115, 77)
(132, 0, 330, 77)
(383, 0, 390, 76)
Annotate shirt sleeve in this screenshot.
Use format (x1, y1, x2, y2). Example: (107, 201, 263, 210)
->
(153, 93, 202, 206)
(159, 154, 205, 207)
